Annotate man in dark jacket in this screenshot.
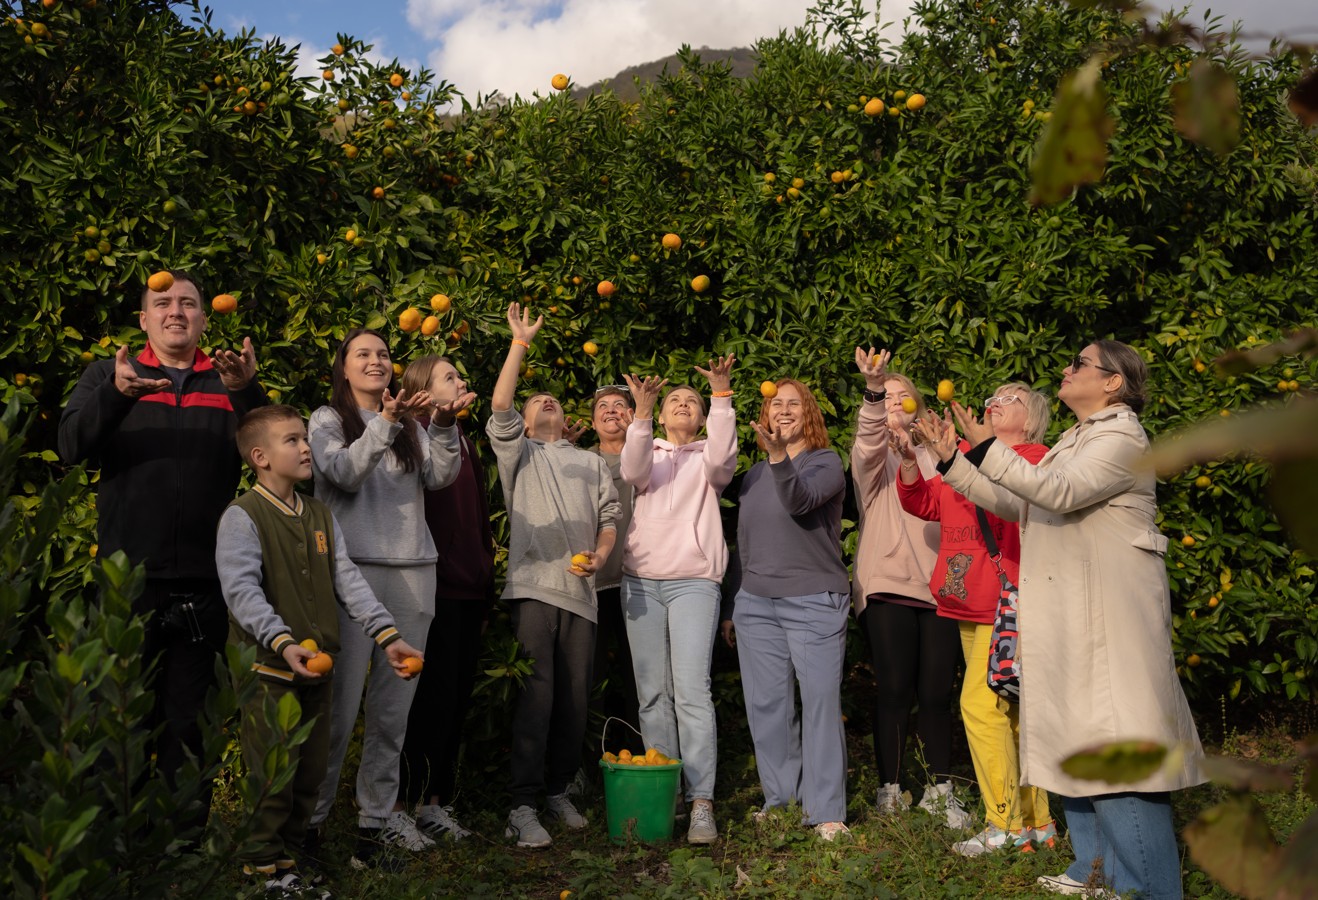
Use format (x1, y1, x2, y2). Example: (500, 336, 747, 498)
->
(58, 270, 265, 827)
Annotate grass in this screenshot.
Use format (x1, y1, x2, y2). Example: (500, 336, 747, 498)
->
(210, 704, 1312, 899)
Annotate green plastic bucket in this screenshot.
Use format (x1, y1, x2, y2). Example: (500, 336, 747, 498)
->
(597, 717, 683, 844)
(598, 757, 682, 844)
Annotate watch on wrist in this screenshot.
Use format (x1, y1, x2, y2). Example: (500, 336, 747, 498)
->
(863, 388, 886, 403)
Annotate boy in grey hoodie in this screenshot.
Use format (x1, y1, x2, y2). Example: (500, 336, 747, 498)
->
(488, 303, 619, 849)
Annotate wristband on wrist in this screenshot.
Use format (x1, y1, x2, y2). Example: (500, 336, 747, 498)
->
(511, 339, 530, 350)
(863, 388, 886, 403)
(711, 390, 733, 398)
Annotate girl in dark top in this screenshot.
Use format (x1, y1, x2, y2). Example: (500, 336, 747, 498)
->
(728, 379, 851, 841)
(398, 356, 486, 842)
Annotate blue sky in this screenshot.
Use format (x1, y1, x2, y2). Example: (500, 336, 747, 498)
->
(199, 0, 1317, 104)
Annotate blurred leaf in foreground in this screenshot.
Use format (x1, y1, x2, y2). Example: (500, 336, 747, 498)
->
(1060, 739, 1166, 783)
(1288, 68, 1318, 127)
(1172, 59, 1241, 157)
(1029, 56, 1113, 206)
(1183, 794, 1280, 900)
(1200, 755, 1294, 792)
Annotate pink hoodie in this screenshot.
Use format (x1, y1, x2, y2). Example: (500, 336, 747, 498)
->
(620, 396, 737, 582)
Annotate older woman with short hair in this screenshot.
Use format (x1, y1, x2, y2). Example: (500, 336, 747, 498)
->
(924, 341, 1204, 899)
(731, 378, 851, 841)
(898, 381, 1056, 856)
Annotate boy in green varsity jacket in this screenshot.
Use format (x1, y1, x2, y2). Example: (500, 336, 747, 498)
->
(216, 405, 423, 894)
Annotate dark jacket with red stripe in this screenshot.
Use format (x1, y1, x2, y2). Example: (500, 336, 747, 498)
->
(58, 344, 267, 582)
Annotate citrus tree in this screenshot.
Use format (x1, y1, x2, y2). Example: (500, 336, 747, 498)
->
(2, 0, 1316, 799)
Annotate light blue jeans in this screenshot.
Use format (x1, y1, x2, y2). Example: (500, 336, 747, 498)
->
(620, 576, 720, 801)
(1063, 792, 1182, 899)
(732, 588, 850, 825)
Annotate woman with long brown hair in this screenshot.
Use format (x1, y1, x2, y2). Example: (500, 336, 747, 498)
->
(307, 329, 463, 868)
(730, 378, 851, 841)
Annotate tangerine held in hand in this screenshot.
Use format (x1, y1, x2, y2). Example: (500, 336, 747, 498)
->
(299, 638, 319, 652)
(570, 553, 590, 568)
(401, 656, 424, 675)
(305, 652, 333, 675)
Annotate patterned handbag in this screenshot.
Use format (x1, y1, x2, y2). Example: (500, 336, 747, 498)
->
(975, 507, 1021, 703)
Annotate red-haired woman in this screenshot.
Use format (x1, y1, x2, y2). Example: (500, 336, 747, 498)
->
(730, 379, 851, 841)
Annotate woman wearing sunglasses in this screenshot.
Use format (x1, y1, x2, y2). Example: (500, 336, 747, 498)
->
(896, 383, 1057, 856)
(917, 342, 1204, 899)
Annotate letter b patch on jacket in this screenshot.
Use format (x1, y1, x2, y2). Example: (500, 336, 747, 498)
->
(314, 531, 328, 555)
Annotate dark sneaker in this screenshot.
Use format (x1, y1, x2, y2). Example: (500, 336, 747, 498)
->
(349, 828, 408, 873)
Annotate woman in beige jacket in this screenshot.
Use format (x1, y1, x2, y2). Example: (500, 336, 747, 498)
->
(922, 340, 1204, 899)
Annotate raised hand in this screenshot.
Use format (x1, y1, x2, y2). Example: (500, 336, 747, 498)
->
(112, 344, 171, 398)
(913, 410, 959, 463)
(213, 336, 258, 391)
(751, 420, 788, 463)
(622, 373, 668, 420)
(694, 353, 736, 394)
(950, 401, 995, 449)
(889, 426, 916, 461)
(432, 390, 478, 426)
(562, 417, 590, 444)
(506, 301, 544, 345)
(381, 387, 432, 423)
(854, 347, 891, 391)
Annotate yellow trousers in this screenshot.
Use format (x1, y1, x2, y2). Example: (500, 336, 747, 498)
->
(959, 621, 1051, 830)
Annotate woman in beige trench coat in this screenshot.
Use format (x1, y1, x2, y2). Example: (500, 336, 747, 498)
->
(917, 340, 1204, 899)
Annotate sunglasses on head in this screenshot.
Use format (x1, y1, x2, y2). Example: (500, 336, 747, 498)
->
(595, 384, 631, 395)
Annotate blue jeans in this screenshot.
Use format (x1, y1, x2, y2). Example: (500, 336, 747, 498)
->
(732, 589, 850, 825)
(1064, 792, 1182, 899)
(620, 576, 720, 801)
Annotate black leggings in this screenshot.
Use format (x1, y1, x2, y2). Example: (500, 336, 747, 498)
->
(861, 597, 961, 785)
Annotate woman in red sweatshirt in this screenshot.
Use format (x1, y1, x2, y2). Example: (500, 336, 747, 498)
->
(897, 382, 1056, 856)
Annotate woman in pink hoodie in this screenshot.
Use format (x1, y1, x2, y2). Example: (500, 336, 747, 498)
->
(619, 355, 737, 845)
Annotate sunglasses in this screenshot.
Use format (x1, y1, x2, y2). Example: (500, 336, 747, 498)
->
(594, 384, 631, 395)
(1070, 354, 1117, 374)
(984, 394, 1022, 409)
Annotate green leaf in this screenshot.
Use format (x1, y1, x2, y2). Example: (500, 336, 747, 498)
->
(1183, 794, 1280, 899)
(1269, 458, 1318, 557)
(1171, 60, 1241, 157)
(1060, 739, 1167, 784)
(1028, 57, 1113, 207)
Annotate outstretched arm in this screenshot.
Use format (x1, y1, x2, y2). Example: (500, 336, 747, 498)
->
(491, 302, 543, 412)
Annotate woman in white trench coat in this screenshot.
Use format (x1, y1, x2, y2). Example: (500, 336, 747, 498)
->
(917, 340, 1204, 900)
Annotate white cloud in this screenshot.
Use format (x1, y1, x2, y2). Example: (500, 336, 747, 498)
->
(406, 0, 913, 103)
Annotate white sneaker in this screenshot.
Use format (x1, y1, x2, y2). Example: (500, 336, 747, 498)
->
(687, 800, 717, 844)
(952, 824, 1013, 856)
(876, 782, 910, 814)
(505, 805, 552, 848)
(814, 821, 851, 841)
(380, 810, 436, 851)
(416, 803, 472, 841)
(917, 782, 973, 830)
(1036, 872, 1118, 898)
(545, 792, 587, 829)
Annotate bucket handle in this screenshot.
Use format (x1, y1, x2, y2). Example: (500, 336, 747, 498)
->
(601, 715, 645, 764)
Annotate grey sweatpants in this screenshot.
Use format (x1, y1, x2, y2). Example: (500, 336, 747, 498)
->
(312, 563, 435, 828)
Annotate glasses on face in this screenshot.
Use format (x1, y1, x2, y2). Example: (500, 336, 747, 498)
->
(1070, 354, 1117, 374)
(984, 394, 1023, 409)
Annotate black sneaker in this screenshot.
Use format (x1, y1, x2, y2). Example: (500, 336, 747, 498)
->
(349, 827, 408, 873)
